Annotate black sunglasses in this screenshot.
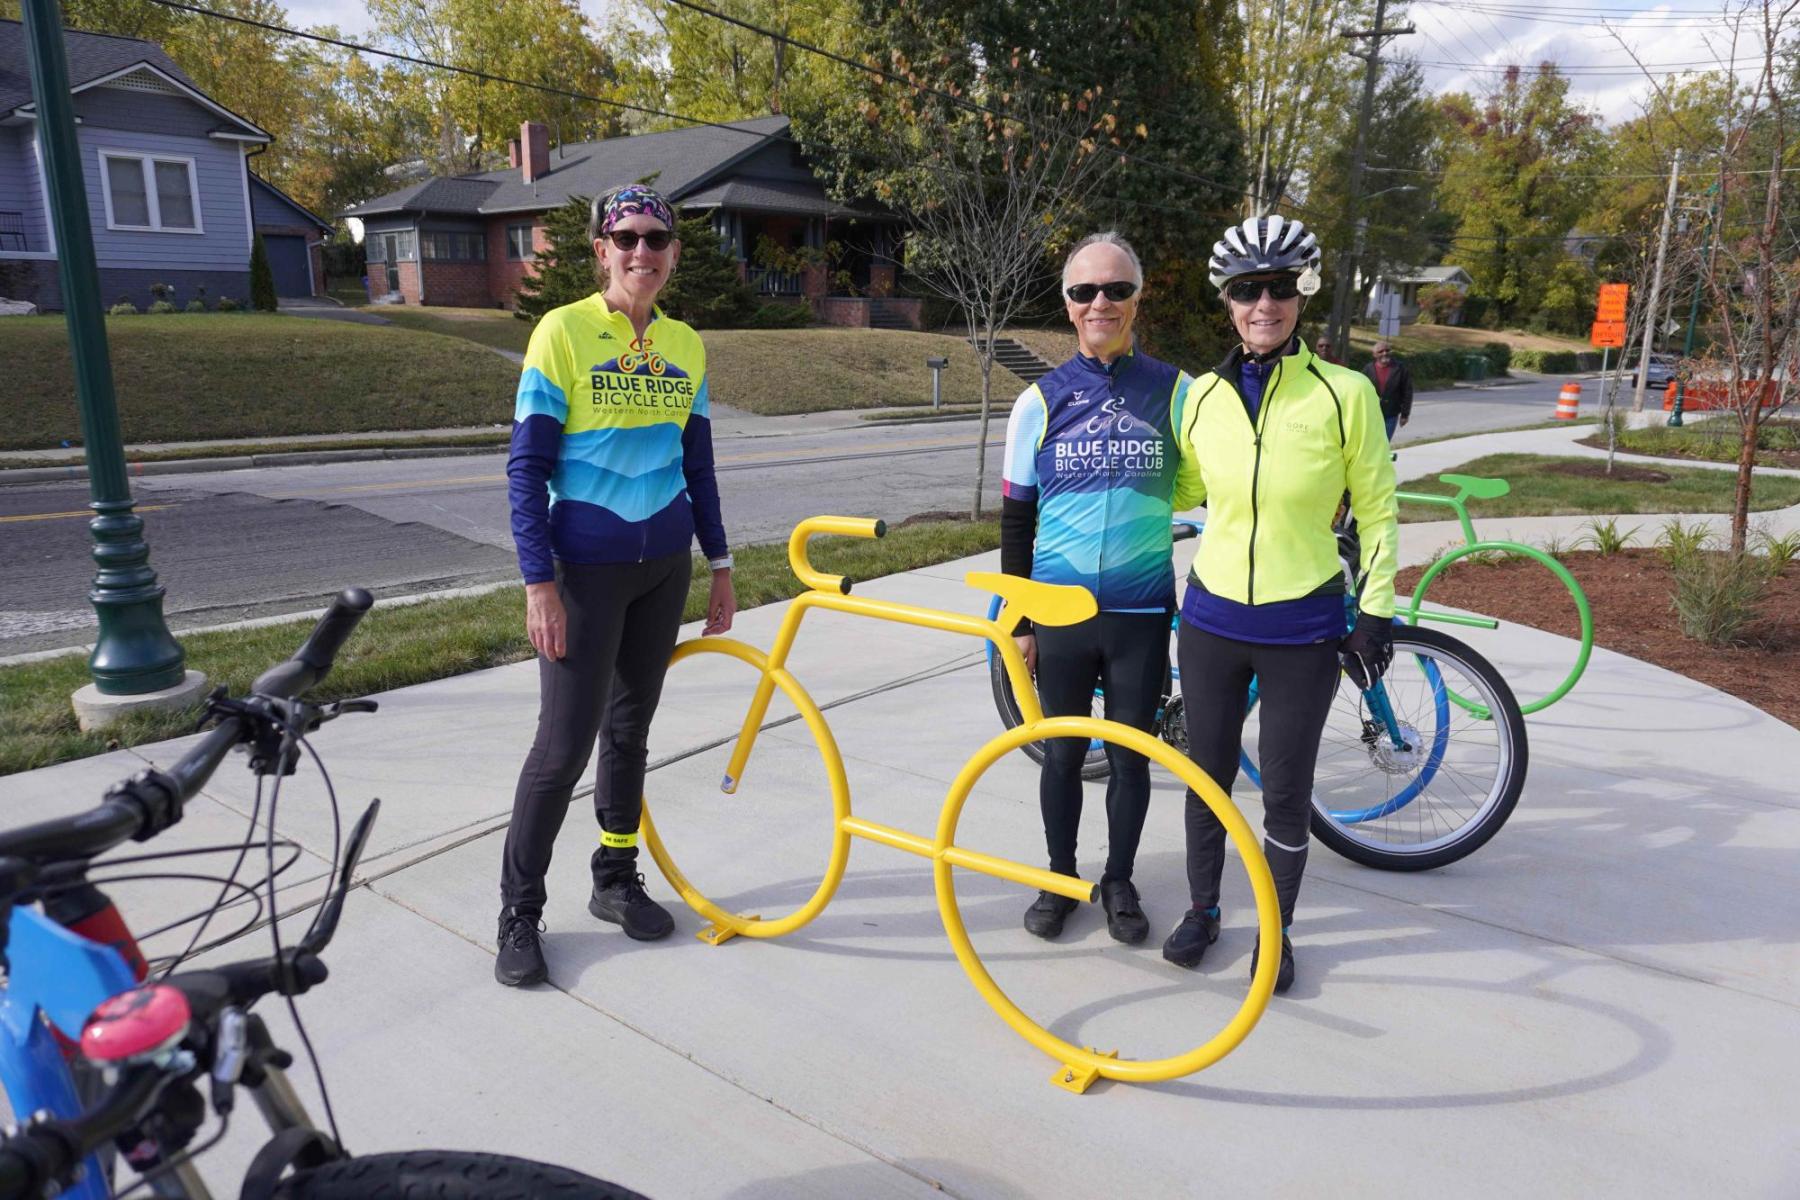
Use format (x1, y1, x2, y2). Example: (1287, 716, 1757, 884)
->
(607, 228, 674, 252)
(1066, 280, 1138, 304)
(1225, 276, 1302, 303)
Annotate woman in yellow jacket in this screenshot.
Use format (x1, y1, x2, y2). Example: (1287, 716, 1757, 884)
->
(1162, 215, 1399, 992)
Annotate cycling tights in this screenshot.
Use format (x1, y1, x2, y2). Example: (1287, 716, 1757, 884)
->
(1034, 611, 1169, 884)
(1177, 623, 1339, 926)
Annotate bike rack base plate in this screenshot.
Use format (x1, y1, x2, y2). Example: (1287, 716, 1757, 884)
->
(1053, 1048, 1118, 1094)
(696, 916, 759, 946)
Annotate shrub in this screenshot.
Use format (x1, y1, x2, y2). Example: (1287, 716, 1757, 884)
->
(1656, 518, 1713, 566)
(1754, 527, 1800, 575)
(1578, 516, 1639, 555)
(1511, 349, 1579, 374)
(1671, 551, 1768, 645)
(108, 299, 139, 316)
(148, 282, 174, 303)
(1416, 284, 1464, 325)
(184, 299, 208, 313)
(1480, 341, 1511, 376)
(1539, 534, 1574, 558)
(147, 300, 178, 314)
(216, 295, 242, 312)
(746, 301, 813, 329)
(249, 234, 278, 312)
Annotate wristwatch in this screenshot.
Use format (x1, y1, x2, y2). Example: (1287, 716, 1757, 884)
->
(708, 555, 734, 571)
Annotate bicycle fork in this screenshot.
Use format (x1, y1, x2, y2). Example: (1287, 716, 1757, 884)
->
(1360, 683, 1413, 753)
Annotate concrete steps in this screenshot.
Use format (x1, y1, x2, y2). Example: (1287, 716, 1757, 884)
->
(986, 336, 1053, 383)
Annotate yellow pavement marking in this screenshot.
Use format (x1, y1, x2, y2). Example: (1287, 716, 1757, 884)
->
(1, 504, 173, 524)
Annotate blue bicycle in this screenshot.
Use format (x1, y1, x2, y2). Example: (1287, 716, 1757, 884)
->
(987, 522, 1529, 871)
(0, 592, 643, 1199)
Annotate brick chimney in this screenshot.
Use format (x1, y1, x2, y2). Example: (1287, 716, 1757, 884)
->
(520, 121, 549, 183)
(507, 137, 521, 169)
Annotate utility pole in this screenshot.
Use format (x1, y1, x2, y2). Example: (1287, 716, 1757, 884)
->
(1633, 149, 1682, 412)
(1670, 179, 1720, 427)
(1328, 0, 1414, 350)
(22, 0, 201, 722)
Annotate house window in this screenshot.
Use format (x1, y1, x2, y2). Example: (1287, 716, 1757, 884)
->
(366, 235, 384, 263)
(506, 223, 535, 261)
(423, 232, 486, 261)
(100, 152, 201, 233)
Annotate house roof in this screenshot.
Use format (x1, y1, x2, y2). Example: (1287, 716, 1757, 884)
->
(250, 172, 332, 234)
(0, 20, 267, 138)
(342, 115, 808, 219)
(681, 177, 887, 220)
(1382, 265, 1472, 286)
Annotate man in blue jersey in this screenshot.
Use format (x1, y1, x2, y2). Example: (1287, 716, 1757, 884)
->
(1000, 231, 1200, 944)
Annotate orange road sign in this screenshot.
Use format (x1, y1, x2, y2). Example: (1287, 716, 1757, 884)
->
(1591, 319, 1627, 348)
(1596, 283, 1629, 323)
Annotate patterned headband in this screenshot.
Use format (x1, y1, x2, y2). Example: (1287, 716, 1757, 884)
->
(599, 185, 676, 235)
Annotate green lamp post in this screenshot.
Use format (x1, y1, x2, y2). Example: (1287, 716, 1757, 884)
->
(21, 0, 188, 697)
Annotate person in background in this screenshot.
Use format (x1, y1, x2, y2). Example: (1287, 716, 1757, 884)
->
(999, 231, 1198, 945)
(495, 185, 735, 988)
(1363, 341, 1413, 438)
(1313, 334, 1343, 366)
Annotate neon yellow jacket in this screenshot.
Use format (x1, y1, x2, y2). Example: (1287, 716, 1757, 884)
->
(1174, 341, 1400, 618)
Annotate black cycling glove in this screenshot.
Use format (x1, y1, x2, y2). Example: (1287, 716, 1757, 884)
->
(1339, 612, 1394, 691)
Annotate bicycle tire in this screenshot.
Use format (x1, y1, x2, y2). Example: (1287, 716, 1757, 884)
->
(272, 1150, 647, 1199)
(1302, 626, 1528, 871)
(986, 647, 1112, 780)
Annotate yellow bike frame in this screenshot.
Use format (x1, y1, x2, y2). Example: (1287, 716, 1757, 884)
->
(640, 516, 1280, 1092)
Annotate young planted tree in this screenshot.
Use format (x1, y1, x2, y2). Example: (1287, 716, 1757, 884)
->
(249, 234, 278, 311)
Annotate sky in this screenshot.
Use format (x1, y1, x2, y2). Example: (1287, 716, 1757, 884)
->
(276, 0, 1767, 128)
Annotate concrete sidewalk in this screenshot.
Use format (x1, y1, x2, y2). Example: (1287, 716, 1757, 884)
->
(4, 546, 1797, 1197)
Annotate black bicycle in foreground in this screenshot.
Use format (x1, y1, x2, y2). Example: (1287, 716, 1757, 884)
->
(0, 588, 645, 1199)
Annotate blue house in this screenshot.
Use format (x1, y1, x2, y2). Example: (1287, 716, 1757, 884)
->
(0, 20, 331, 311)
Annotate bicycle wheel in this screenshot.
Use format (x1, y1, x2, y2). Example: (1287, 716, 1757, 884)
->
(273, 1150, 645, 1198)
(1304, 626, 1528, 871)
(987, 644, 1111, 780)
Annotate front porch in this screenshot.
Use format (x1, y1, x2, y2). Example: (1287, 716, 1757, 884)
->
(707, 206, 919, 329)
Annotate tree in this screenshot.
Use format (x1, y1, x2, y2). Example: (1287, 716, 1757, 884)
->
(1237, 0, 1372, 216)
(629, 0, 857, 122)
(249, 234, 278, 311)
(660, 215, 762, 328)
(1437, 66, 1606, 326)
(513, 196, 595, 322)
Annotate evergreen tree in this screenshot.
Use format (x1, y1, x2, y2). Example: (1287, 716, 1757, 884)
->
(249, 234, 278, 311)
(513, 197, 596, 323)
(660, 215, 759, 329)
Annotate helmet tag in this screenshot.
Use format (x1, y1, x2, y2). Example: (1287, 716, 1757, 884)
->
(1297, 266, 1322, 296)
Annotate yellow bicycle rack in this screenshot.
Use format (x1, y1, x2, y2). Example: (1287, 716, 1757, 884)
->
(640, 516, 1281, 1092)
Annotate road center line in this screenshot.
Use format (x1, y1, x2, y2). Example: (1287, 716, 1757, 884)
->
(1, 504, 173, 524)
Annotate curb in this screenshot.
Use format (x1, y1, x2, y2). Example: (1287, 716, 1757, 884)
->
(0, 442, 507, 486)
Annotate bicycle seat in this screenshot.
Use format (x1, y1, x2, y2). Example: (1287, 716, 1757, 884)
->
(1438, 474, 1511, 500)
(967, 572, 1098, 629)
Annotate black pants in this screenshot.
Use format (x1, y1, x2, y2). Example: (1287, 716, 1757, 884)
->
(1178, 623, 1339, 927)
(500, 552, 692, 917)
(1035, 611, 1169, 884)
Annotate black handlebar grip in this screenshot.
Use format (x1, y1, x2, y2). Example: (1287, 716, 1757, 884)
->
(253, 588, 372, 699)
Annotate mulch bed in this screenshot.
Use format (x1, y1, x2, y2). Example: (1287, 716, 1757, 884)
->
(1397, 549, 1800, 729)
(1543, 459, 1672, 483)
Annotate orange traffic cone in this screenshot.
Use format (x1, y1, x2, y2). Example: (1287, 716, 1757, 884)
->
(1555, 381, 1581, 420)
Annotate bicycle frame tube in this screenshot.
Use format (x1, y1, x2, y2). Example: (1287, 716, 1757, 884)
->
(1329, 659, 1453, 825)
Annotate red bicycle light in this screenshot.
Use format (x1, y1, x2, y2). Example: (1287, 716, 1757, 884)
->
(80, 985, 192, 1066)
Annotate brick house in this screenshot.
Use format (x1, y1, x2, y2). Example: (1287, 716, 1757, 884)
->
(341, 116, 917, 328)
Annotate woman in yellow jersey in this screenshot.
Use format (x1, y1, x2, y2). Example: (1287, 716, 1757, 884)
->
(1160, 215, 1399, 993)
(495, 185, 736, 988)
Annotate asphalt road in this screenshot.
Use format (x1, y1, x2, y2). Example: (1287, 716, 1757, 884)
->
(0, 376, 1571, 657)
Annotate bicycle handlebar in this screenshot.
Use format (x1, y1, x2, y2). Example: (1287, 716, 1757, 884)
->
(787, 516, 886, 595)
(0, 1066, 162, 1199)
(252, 587, 374, 699)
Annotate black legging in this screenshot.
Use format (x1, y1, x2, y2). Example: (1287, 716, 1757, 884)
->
(1034, 611, 1170, 884)
(500, 551, 692, 917)
(1177, 623, 1339, 927)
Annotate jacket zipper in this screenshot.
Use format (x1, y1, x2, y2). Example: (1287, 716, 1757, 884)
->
(1245, 358, 1282, 606)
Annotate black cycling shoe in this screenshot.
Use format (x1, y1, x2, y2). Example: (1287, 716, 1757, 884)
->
(1022, 890, 1080, 939)
(1160, 906, 1221, 968)
(1250, 931, 1296, 994)
(1099, 879, 1149, 944)
(589, 872, 675, 941)
(495, 909, 548, 987)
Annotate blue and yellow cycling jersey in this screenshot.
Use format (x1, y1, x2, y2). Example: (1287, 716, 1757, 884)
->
(1002, 349, 1198, 612)
(507, 293, 727, 583)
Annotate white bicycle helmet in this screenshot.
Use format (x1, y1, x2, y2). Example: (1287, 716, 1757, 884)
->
(1208, 215, 1322, 289)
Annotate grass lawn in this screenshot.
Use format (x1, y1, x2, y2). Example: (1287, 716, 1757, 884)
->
(1397, 452, 1800, 523)
(703, 328, 1027, 414)
(1347, 325, 1591, 357)
(1, 518, 999, 775)
(364, 305, 532, 355)
(1577, 417, 1800, 469)
(1, 314, 519, 451)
